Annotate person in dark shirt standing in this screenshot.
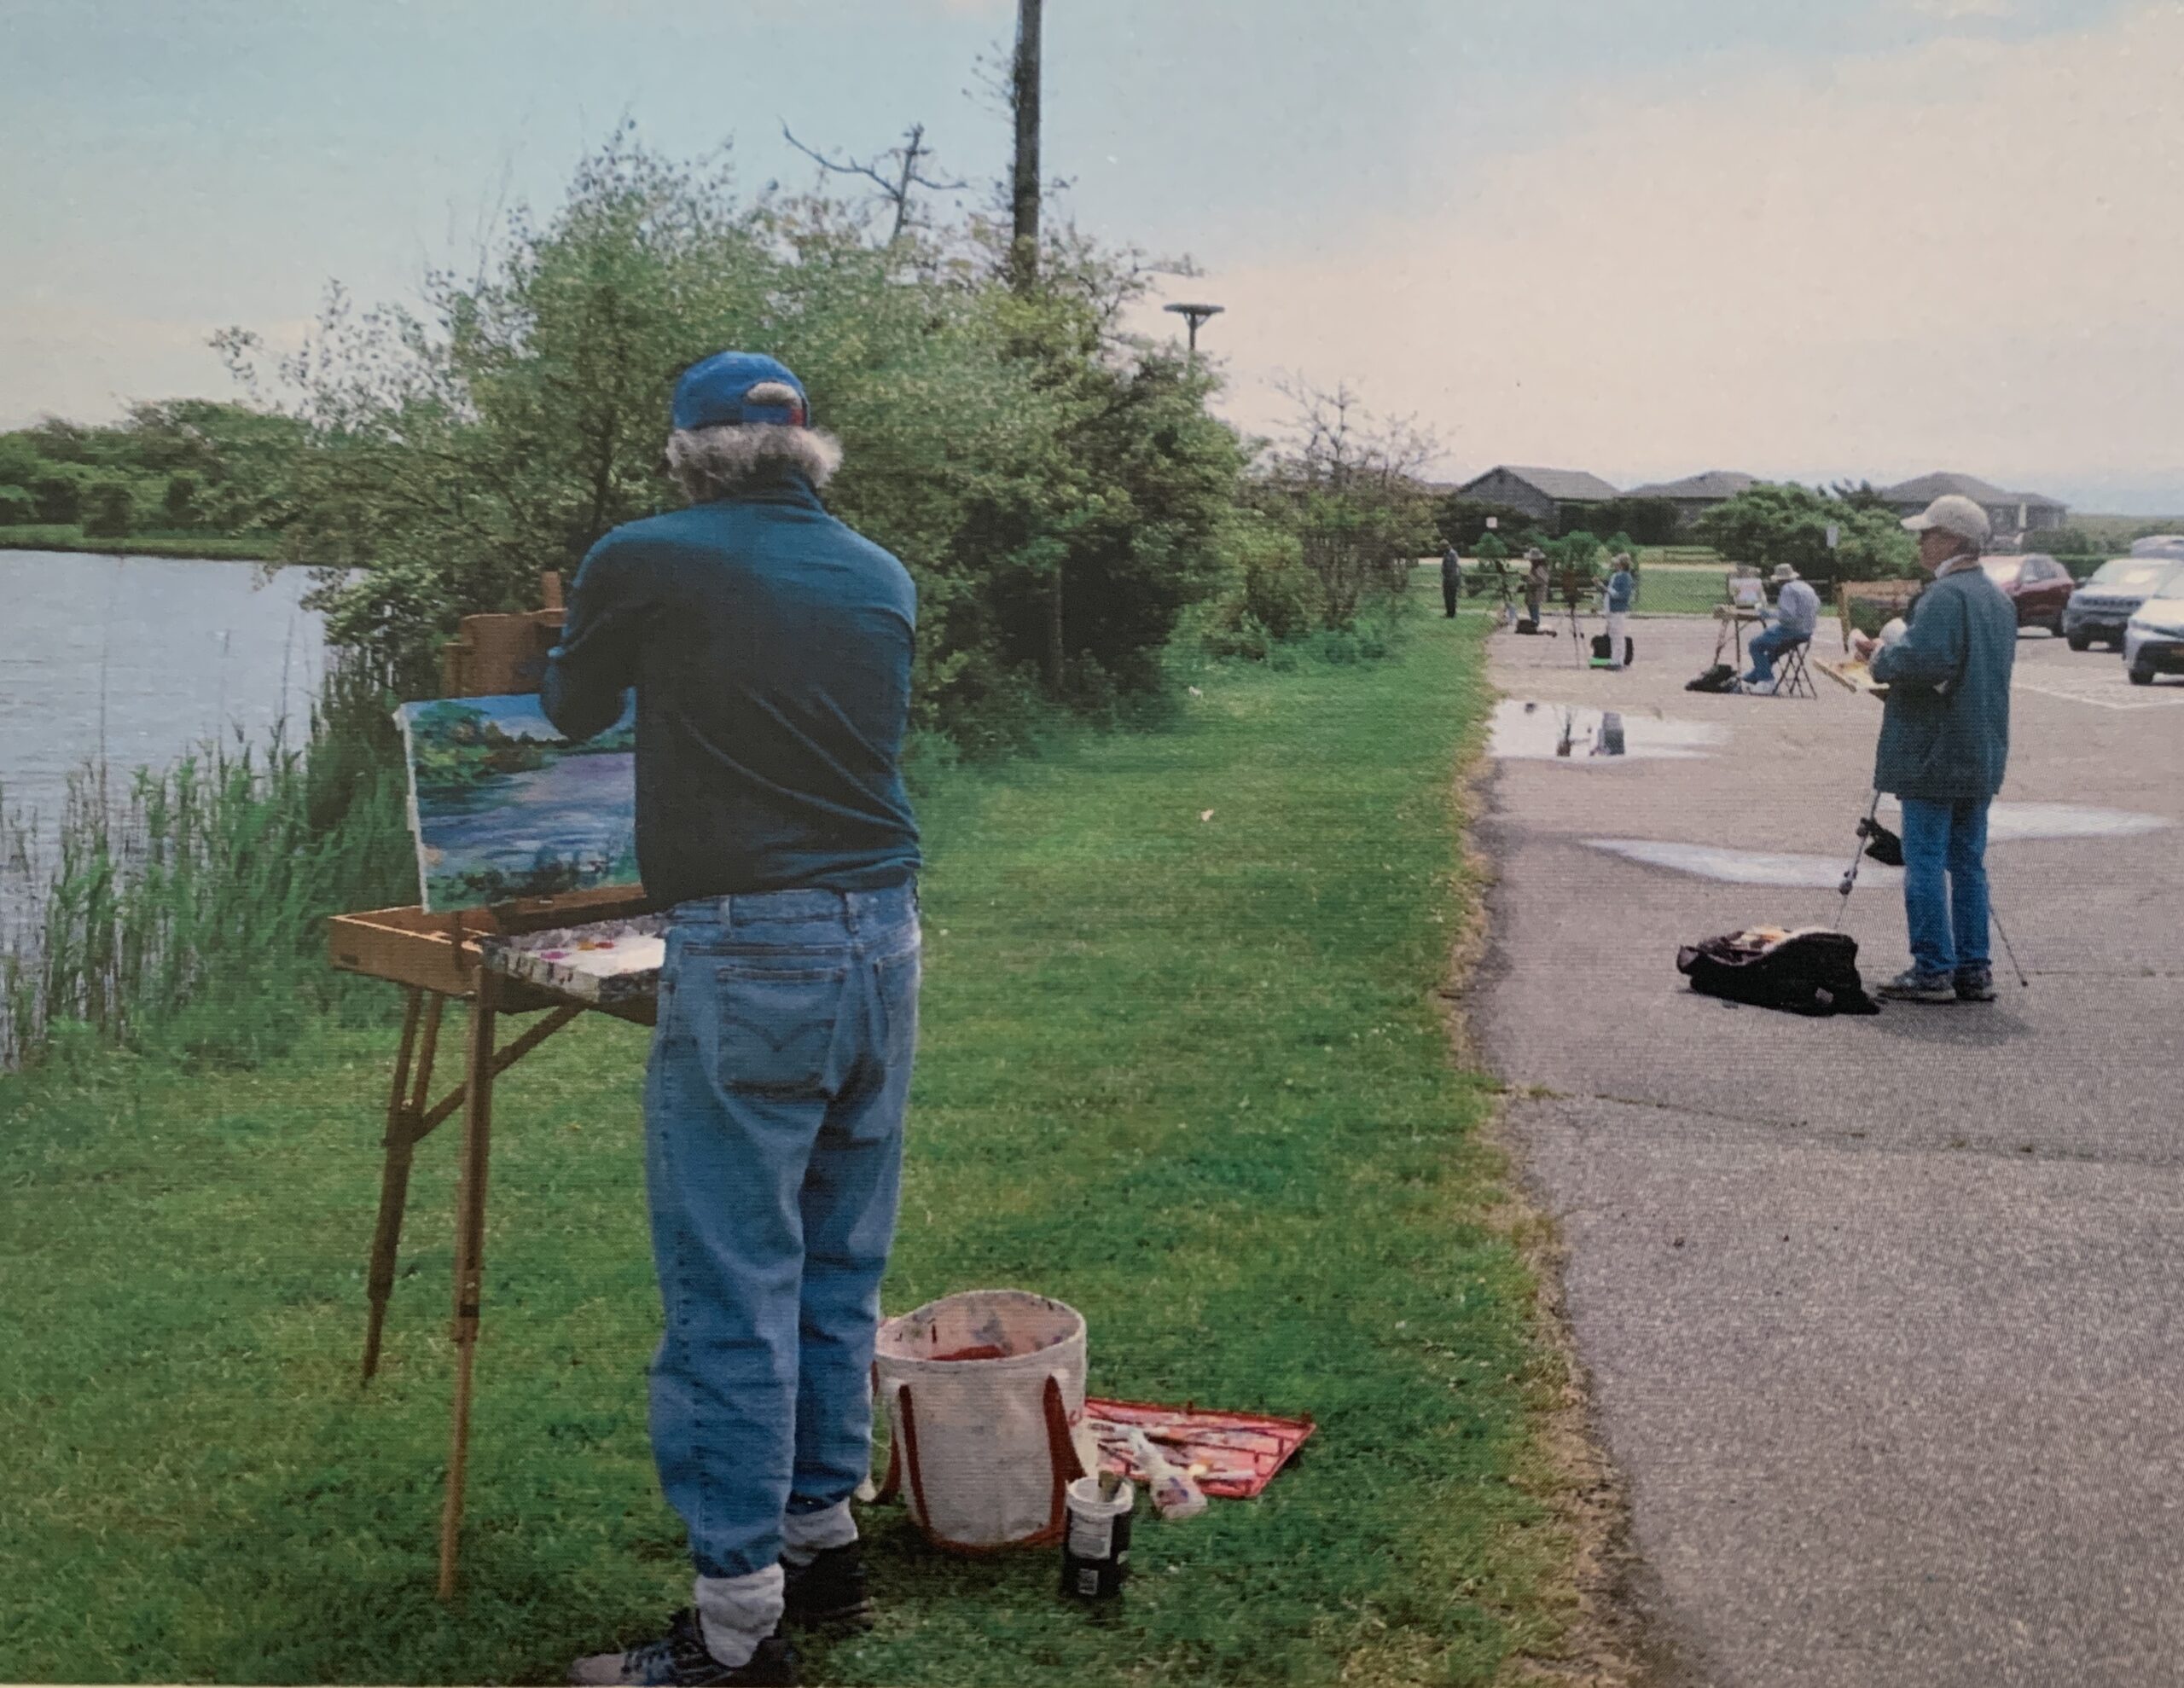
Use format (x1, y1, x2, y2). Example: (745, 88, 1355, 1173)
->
(549, 352, 920, 1687)
(1440, 541, 1462, 618)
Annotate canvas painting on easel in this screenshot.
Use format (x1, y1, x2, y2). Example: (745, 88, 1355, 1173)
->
(396, 693, 639, 911)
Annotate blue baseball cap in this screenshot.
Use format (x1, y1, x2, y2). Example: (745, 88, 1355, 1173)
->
(671, 351, 810, 431)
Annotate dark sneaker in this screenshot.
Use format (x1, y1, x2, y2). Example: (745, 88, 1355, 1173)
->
(567, 1610, 797, 1687)
(782, 1542, 874, 1630)
(1955, 968, 1997, 1002)
(1877, 968, 1957, 1004)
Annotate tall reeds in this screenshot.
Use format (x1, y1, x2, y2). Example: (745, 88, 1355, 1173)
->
(1, 658, 415, 1070)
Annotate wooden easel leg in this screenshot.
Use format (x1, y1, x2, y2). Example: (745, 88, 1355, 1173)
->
(438, 975, 497, 1600)
(363, 989, 444, 1383)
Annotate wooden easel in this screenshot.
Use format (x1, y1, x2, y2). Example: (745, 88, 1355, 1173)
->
(331, 572, 656, 1597)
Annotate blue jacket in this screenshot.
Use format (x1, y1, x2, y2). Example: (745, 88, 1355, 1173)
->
(1867, 564, 2015, 803)
(1604, 568, 1635, 612)
(542, 472, 921, 903)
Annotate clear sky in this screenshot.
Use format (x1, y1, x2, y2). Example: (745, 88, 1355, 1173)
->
(5, 0, 2181, 511)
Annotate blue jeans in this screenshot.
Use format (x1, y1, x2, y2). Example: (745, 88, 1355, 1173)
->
(1898, 798, 1989, 977)
(644, 883, 921, 1579)
(1745, 624, 1805, 684)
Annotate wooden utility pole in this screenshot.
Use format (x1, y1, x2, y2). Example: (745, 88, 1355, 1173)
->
(1010, 0, 1065, 693)
(1010, 0, 1043, 296)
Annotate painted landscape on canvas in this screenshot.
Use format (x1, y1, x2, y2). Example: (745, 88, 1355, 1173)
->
(397, 693, 639, 911)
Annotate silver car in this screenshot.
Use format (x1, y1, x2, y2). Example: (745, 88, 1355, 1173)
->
(2064, 556, 2184, 651)
(2123, 591, 2184, 686)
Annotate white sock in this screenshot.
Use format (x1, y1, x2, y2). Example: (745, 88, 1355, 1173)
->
(780, 1499, 858, 1568)
(694, 1565, 783, 1668)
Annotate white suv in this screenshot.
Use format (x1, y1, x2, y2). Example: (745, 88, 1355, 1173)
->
(2123, 591, 2184, 686)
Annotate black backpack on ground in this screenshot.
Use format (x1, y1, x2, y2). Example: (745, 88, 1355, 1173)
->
(1676, 927, 1880, 1017)
(1685, 663, 1737, 693)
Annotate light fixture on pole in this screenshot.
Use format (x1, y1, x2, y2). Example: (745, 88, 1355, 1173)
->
(1164, 301, 1224, 370)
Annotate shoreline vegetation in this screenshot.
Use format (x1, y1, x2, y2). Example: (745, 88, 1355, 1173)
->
(0, 526, 287, 562)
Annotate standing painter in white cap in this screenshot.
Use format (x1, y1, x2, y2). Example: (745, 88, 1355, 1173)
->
(1849, 492, 2016, 1003)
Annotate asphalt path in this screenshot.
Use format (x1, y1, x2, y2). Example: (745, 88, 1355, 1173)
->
(1474, 613, 2183, 1687)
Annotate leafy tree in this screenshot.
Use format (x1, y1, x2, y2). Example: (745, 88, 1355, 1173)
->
(1695, 482, 1914, 583)
(1474, 531, 1510, 561)
(1585, 497, 1680, 545)
(81, 479, 136, 539)
(1433, 495, 1534, 550)
(1252, 380, 1438, 629)
(1827, 479, 1893, 513)
(30, 467, 88, 525)
(162, 473, 201, 529)
(216, 129, 1246, 734)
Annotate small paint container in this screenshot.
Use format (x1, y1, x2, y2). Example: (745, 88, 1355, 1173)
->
(1059, 1475, 1135, 1602)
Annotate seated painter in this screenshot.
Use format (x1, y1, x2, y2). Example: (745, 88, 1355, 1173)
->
(543, 351, 921, 1687)
(1741, 562, 1819, 692)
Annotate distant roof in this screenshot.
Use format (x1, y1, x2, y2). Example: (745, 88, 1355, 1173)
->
(1458, 465, 1621, 502)
(1879, 471, 2066, 510)
(1623, 470, 1758, 500)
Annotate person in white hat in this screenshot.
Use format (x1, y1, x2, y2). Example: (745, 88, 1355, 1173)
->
(1740, 561, 1819, 692)
(1850, 492, 2016, 1002)
(1601, 552, 1636, 669)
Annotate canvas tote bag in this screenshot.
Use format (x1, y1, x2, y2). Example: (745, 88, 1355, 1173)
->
(873, 1290, 1098, 1551)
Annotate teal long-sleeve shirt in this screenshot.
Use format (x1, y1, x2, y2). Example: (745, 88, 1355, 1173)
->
(1867, 563, 2016, 803)
(540, 472, 921, 904)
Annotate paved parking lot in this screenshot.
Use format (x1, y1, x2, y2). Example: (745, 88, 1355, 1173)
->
(1476, 616, 2182, 1687)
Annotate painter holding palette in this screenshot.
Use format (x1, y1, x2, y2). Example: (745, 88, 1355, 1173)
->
(541, 351, 922, 1687)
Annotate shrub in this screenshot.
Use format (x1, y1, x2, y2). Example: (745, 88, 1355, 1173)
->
(80, 480, 136, 540)
(1695, 482, 1914, 583)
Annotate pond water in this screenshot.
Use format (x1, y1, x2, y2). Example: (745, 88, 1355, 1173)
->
(0, 550, 328, 834)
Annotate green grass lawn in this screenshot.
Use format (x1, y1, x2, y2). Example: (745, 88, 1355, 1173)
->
(1629, 567, 1731, 616)
(1, 617, 1574, 1685)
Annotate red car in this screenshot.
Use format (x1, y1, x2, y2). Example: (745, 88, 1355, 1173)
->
(1978, 552, 2073, 635)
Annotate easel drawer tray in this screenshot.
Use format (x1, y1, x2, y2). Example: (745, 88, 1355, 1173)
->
(328, 886, 656, 998)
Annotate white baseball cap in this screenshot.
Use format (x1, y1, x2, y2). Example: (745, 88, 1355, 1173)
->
(1902, 493, 1990, 549)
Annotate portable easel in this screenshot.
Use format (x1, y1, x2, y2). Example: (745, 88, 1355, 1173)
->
(328, 573, 656, 1597)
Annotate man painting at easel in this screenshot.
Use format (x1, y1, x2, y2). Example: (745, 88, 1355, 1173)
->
(544, 351, 922, 1687)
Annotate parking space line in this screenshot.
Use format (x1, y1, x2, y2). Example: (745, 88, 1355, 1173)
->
(2012, 676, 2184, 710)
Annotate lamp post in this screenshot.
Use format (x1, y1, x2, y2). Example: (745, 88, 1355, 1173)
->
(1164, 301, 1225, 372)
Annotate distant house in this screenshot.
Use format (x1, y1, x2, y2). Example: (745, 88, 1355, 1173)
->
(1878, 473, 2067, 541)
(1453, 465, 1620, 530)
(1621, 470, 1760, 532)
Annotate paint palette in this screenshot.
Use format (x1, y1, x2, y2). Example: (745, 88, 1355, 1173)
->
(478, 915, 666, 1009)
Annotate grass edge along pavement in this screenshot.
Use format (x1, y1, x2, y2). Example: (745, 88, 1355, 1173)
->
(0, 614, 1612, 1686)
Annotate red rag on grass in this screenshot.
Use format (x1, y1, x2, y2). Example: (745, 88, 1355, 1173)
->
(1083, 1397, 1316, 1499)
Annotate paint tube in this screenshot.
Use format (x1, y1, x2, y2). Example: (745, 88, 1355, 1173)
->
(1125, 1427, 1207, 1521)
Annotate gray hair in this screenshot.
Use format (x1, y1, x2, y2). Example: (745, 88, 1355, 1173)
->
(665, 424, 844, 502)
